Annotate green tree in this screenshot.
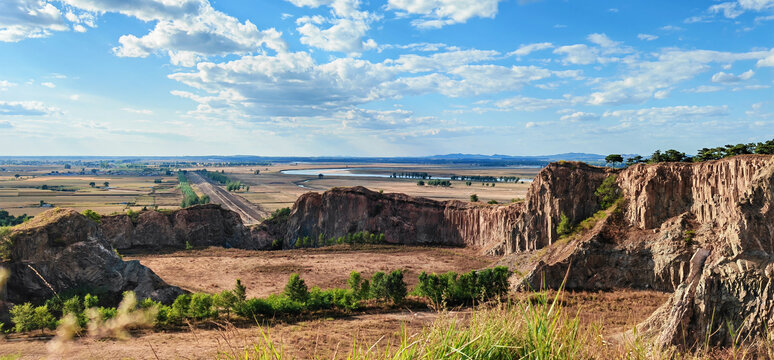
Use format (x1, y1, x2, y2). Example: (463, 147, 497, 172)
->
(625, 155, 644, 166)
(605, 154, 624, 167)
(469, 194, 479, 202)
(89, 182, 96, 188)
(556, 213, 572, 237)
(103, 181, 110, 188)
(284, 273, 309, 302)
(233, 279, 247, 302)
(348, 271, 362, 295)
(369, 272, 388, 300)
(82, 209, 101, 222)
(595, 174, 620, 210)
(385, 270, 407, 304)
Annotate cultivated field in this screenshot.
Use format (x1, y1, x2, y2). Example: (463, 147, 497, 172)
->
(1, 162, 538, 217)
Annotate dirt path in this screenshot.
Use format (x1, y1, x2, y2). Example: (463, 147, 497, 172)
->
(187, 172, 268, 224)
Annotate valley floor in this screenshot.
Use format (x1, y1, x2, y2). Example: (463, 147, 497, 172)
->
(0, 246, 668, 359)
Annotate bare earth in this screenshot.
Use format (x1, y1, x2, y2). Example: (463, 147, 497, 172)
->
(0, 245, 668, 359)
(123, 245, 496, 298)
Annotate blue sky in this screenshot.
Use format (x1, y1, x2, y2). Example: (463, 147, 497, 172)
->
(0, 0, 772, 156)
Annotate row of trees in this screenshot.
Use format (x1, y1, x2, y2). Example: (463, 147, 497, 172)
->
(294, 231, 386, 248)
(5, 265, 512, 334)
(450, 175, 521, 183)
(605, 138, 774, 167)
(391, 172, 430, 179)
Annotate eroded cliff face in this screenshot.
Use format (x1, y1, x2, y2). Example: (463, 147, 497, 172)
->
(282, 186, 523, 254)
(101, 204, 271, 250)
(0, 208, 185, 305)
(520, 155, 774, 347)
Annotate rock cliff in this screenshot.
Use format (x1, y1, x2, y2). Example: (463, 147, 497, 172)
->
(519, 155, 774, 347)
(0, 208, 185, 305)
(280, 186, 522, 254)
(101, 204, 271, 250)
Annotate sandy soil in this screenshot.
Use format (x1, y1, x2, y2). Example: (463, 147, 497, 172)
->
(124, 246, 497, 298)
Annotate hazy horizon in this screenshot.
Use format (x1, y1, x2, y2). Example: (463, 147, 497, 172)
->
(1, 0, 772, 157)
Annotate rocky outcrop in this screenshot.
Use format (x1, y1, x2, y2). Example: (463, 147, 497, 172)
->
(100, 204, 271, 250)
(0, 208, 185, 305)
(518, 155, 774, 348)
(280, 186, 522, 254)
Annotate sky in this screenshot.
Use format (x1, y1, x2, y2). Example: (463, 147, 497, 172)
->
(0, 0, 773, 157)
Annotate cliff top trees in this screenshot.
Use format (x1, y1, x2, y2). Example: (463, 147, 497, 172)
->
(605, 154, 623, 167)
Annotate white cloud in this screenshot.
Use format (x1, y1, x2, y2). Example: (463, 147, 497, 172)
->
(0, 0, 68, 42)
(387, 0, 502, 28)
(390, 49, 499, 73)
(508, 42, 553, 57)
(603, 105, 729, 124)
(69, 94, 81, 100)
(685, 85, 724, 93)
(705, 0, 774, 19)
(588, 49, 770, 105)
(291, 0, 378, 53)
(0, 80, 17, 90)
(492, 95, 572, 112)
(710, 2, 745, 18)
(41, 81, 56, 88)
(637, 33, 658, 41)
(122, 107, 153, 115)
(560, 111, 599, 122)
(758, 49, 774, 67)
(0, 100, 59, 116)
(711, 69, 754, 83)
(553, 44, 598, 65)
(60, 0, 287, 66)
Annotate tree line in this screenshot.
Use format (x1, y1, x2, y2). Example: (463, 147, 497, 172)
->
(177, 171, 210, 208)
(0, 210, 30, 227)
(604, 138, 774, 167)
(4, 266, 511, 334)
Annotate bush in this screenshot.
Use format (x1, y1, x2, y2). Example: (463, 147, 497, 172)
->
(235, 298, 272, 318)
(594, 175, 620, 210)
(417, 267, 511, 308)
(10, 303, 55, 333)
(556, 213, 572, 237)
(370, 272, 388, 300)
(81, 209, 101, 223)
(348, 271, 362, 295)
(306, 287, 334, 311)
(385, 270, 407, 304)
(169, 294, 192, 324)
(265, 295, 303, 315)
(488, 200, 498, 204)
(188, 293, 214, 320)
(470, 194, 479, 202)
(284, 273, 309, 302)
(213, 290, 239, 318)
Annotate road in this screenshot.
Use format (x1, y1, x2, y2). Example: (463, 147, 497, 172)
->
(186, 172, 268, 225)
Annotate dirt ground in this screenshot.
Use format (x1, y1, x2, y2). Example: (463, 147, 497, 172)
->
(124, 245, 497, 298)
(0, 290, 668, 360)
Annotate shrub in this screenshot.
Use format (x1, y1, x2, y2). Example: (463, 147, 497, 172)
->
(348, 271, 362, 295)
(385, 270, 407, 304)
(306, 287, 334, 311)
(83, 294, 99, 309)
(185, 241, 193, 250)
(265, 295, 303, 315)
(271, 238, 282, 250)
(284, 273, 309, 302)
(235, 298, 272, 318)
(213, 290, 239, 318)
(234, 279, 247, 302)
(169, 294, 192, 324)
(595, 174, 620, 210)
(370, 272, 388, 300)
(10, 303, 54, 333)
(188, 293, 215, 320)
(488, 200, 498, 204)
(98, 307, 117, 320)
(81, 209, 101, 223)
(470, 194, 479, 202)
(417, 267, 511, 308)
(556, 213, 572, 237)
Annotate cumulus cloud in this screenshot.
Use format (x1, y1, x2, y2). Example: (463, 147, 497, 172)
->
(291, 0, 378, 53)
(508, 42, 553, 57)
(588, 49, 770, 105)
(41, 81, 56, 88)
(59, 0, 286, 66)
(706, 0, 774, 19)
(0, 0, 68, 42)
(560, 111, 599, 122)
(553, 44, 598, 65)
(0, 100, 59, 116)
(711, 69, 754, 83)
(387, 0, 502, 28)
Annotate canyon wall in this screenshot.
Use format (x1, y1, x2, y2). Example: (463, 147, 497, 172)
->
(0, 208, 185, 305)
(283, 186, 522, 254)
(100, 204, 271, 250)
